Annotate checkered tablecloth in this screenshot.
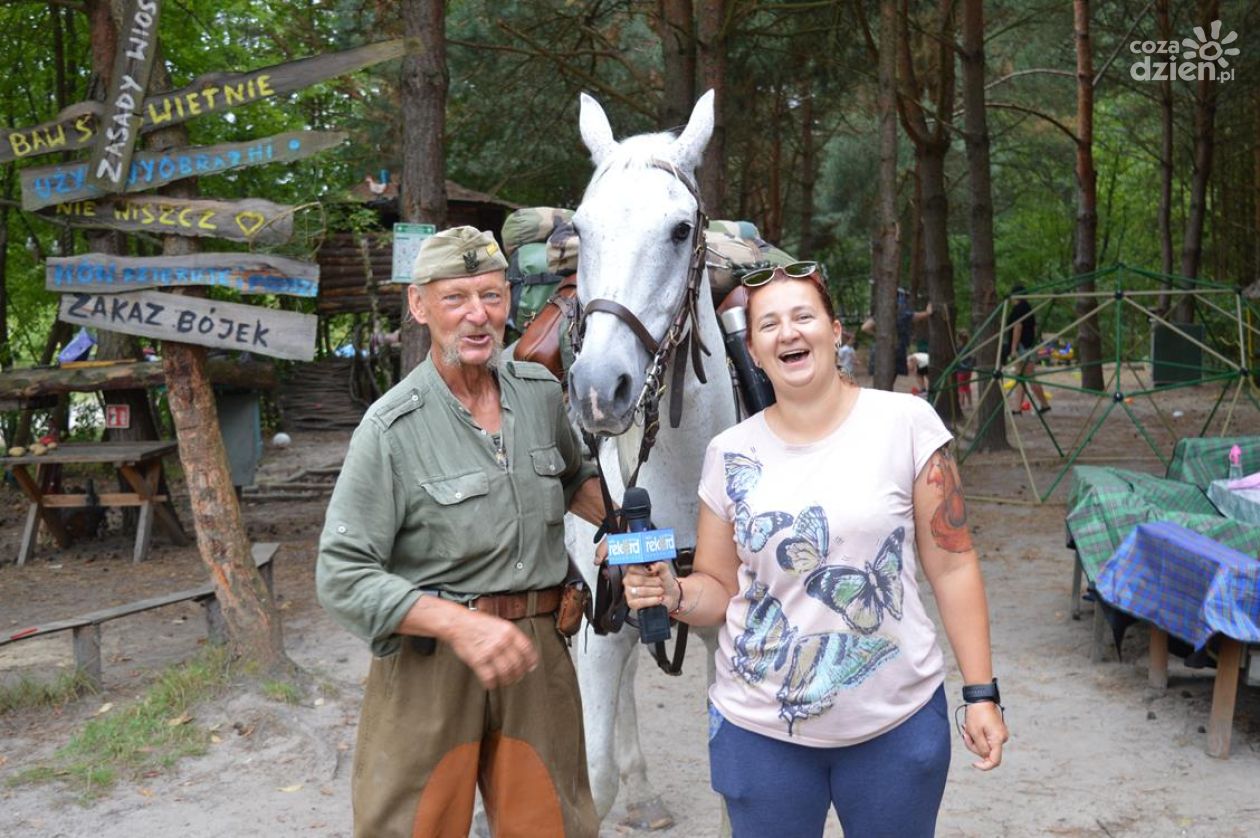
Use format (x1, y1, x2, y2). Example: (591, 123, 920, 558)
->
(1094, 520, 1260, 650)
(1208, 480, 1260, 525)
(1165, 436, 1260, 490)
(1066, 466, 1260, 581)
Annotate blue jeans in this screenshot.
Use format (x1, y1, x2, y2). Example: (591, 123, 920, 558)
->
(709, 686, 950, 838)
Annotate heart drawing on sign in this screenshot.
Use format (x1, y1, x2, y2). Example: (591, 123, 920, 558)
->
(235, 211, 267, 237)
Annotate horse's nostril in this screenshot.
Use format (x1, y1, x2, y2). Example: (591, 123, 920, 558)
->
(613, 373, 633, 407)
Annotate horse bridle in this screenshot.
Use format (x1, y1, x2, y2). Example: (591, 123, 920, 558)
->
(572, 159, 710, 675)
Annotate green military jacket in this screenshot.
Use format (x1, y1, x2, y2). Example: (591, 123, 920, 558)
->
(316, 357, 596, 656)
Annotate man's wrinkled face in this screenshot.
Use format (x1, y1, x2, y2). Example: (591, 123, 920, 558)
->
(408, 271, 509, 370)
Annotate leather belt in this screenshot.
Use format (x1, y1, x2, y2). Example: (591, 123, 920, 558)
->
(467, 586, 563, 620)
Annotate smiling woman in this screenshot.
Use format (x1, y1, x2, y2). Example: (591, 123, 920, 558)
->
(623, 265, 1009, 837)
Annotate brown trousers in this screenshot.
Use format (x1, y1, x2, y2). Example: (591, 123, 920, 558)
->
(351, 615, 598, 838)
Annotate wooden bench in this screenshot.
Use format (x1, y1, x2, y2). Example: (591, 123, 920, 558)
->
(0, 543, 279, 690)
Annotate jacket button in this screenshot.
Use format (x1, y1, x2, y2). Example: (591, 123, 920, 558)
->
(515, 561, 524, 570)
(454, 492, 463, 499)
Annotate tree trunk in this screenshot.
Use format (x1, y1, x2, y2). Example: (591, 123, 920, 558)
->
(960, 0, 1007, 450)
(918, 144, 959, 420)
(1156, 0, 1174, 302)
(657, 0, 696, 130)
(798, 86, 816, 257)
(873, 0, 899, 392)
(87, 1, 161, 529)
(696, 0, 727, 214)
(147, 50, 290, 675)
(399, 0, 448, 375)
(0, 169, 12, 371)
(1176, 0, 1220, 322)
(1073, 0, 1103, 392)
(896, 0, 957, 420)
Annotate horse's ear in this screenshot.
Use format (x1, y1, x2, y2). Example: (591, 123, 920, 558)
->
(670, 89, 715, 172)
(579, 92, 617, 167)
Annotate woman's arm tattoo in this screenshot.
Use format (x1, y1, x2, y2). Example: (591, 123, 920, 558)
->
(925, 447, 973, 553)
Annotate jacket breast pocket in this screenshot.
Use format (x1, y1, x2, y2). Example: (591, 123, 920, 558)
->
(529, 446, 567, 523)
(419, 471, 495, 556)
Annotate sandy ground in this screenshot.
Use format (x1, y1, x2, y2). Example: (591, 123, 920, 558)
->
(1, 365, 1259, 837)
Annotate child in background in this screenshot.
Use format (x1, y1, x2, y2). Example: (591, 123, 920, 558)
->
(955, 329, 973, 409)
(837, 331, 856, 378)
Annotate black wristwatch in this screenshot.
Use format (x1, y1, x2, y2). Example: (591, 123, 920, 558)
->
(961, 677, 1002, 706)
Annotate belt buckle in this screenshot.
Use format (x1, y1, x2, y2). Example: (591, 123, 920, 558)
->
(467, 597, 480, 612)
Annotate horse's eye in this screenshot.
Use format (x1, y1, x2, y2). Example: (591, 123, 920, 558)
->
(671, 222, 691, 244)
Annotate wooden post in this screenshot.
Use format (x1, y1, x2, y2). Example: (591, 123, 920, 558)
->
(1090, 602, 1106, 663)
(1206, 638, 1243, 759)
(1148, 626, 1169, 689)
(72, 623, 103, 690)
(146, 50, 291, 676)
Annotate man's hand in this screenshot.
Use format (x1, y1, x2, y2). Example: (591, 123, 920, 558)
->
(445, 611, 540, 690)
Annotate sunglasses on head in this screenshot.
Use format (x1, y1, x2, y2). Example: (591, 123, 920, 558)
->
(740, 261, 820, 288)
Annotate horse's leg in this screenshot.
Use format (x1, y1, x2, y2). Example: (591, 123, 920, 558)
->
(615, 647, 674, 830)
(567, 514, 633, 821)
(699, 627, 734, 838)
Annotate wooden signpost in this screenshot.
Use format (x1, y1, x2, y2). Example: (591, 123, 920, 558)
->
(0, 40, 403, 165)
(87, 0, 161, 192)
(42, 195, 295, 244)
(48, 252, 320, 298)
(59, 291, 318, 362)
(21, 130, 346, 211)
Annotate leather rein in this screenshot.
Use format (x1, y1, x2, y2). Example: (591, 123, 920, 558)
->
(574, 160, 710, 676)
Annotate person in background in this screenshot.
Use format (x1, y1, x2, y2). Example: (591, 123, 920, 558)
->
(625, 261, 1007, 837)
(317, 226, 606, 838)
(1006, 286, 1050, 415)
(862, 289, 932, 386)
(836, 330, 856, 378)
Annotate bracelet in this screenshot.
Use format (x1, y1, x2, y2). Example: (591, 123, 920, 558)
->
(668, 575, 685, 616)
(961, 677, 1002, 706)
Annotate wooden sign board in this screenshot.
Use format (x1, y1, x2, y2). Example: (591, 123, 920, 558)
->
(87, 0, 162, 192)
(21, 130, 346, 211)
(48, 253, 320, 298)
(59, 291, 317, 362)
(0, 40, 403, 165)
(42, 195, 295, 244)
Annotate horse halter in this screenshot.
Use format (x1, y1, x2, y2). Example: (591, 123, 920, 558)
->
(572, 159, 711, 486)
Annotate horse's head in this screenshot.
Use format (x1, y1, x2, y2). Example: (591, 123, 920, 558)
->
(568, 91, 714, 435)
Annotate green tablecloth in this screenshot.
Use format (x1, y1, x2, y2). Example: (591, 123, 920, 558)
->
(1207, 480, 1260, 525)
(1165, 436, 1260, 490)
(1065, 466, 1260, 581)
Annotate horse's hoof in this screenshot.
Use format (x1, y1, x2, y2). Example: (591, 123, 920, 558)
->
(621, 795, 674, 830)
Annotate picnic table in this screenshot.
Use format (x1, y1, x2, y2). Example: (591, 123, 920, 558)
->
(1095, 521, 1260, 758)
(1065, 465, 1260, 609)
(1165, 435, 1260, 490)
(1, 441, 188, 565)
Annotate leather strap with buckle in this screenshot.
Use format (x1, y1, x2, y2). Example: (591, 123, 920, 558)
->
(468, 587, 563, 620)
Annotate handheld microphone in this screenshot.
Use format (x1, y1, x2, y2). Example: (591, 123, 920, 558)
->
(621, 487, 673, 645)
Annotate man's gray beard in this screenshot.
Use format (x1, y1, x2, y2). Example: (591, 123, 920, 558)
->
(441, 336, 504, 370)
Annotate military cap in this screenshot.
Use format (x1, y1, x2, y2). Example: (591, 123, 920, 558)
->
(411, 225, 508, 284)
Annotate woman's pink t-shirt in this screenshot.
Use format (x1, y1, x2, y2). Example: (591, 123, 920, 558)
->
(698, 388, 953, 747)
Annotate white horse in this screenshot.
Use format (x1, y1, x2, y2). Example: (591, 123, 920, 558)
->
(566, 91, 736, 828)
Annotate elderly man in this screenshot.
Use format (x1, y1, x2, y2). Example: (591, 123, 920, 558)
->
(317, 226, 605, 837)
